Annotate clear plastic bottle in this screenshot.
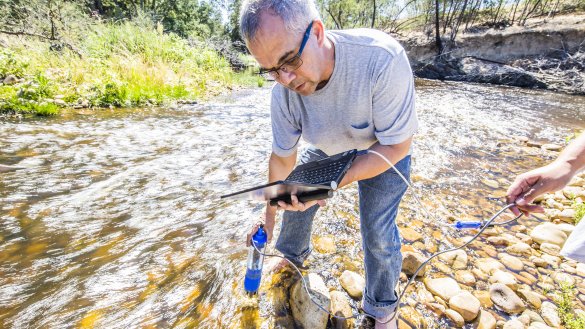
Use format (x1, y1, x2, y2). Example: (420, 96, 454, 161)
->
(244, 225, 267, 295)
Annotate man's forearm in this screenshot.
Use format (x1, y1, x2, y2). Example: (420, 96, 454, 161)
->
(340, 138, 412, 188)
(556, 133, 585, 175)
(265, 151, 297, 221)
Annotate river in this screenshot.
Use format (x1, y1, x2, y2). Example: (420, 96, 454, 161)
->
(1, 80, 584, 328)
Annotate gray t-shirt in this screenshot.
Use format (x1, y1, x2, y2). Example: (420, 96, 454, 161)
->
(270, 28, 418, 157)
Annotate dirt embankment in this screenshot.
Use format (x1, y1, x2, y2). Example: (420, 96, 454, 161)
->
(398, 14, 585, 94)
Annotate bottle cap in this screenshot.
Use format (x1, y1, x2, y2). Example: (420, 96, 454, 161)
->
(252, 225, 267, 248)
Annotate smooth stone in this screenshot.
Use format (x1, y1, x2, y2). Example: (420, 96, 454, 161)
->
(557, 209, 576, 223)
(314, 235, 337, 254)
(3, 74, 17, 85)
(290, 273, 330, 329)
(522, 309, 545, 323)
(476, 310, 496, 329)
(402, 251, 427, 277)
(517, 288, 542, 309)
(530, 223, 568, 247)
(400, 305, 426, 328)
(472, 268, 489, 281)
(473, 290, 493, 308)
(424, 302, 446, 316)
(449, 291, 481, 321)
(339, 270, 364, 299)
(446, 308, 465, 327)
(515, 233, 533, 244)
(424, 277, 461, 301)
(503, 319, 526, 329)
(438, 250, 468, 269)
(489, 283, 526, 314)
(482, 179, 500, 189)
(552, 271, 575, 285)
(330, 291, 354, 329)
(401, 227, 423, 242)
(528, 323, 555, 329)
(577, 263, 585, 277)
(506, 242, 533, 257)
(476, 258, 505, 274)
(455, 270, 476, 286)
(417, 287, 435, 303)
(541, 254, 561, 268)
(489, 270, 518, 290)
(530, 256, 549, 268)
(556, 223, 576, 235)
(540, 301, 561, 327)
(499, 253, 524, 271)
(488, 236, 513, 246)
(539, 242, 561, 256)
(541, 144, 562, 151)
(434, 261, 454, 274)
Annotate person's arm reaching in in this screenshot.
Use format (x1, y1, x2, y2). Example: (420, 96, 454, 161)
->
(507, 133, 585, 216)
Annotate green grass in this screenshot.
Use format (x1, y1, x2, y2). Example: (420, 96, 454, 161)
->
(555, 282, 585, 329)
(0, 19, 259, 116)
(574, 202, 585, 224)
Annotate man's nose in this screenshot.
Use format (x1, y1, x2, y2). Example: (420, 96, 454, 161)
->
(278, 70, 296, 85)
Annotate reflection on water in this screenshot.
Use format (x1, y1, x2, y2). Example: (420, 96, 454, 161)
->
(1, 80, 584, 328)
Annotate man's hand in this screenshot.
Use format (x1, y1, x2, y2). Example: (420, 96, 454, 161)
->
(246, 220, 275, 247)
(506, 161, 575, 216)
(276, 194, 327, 212)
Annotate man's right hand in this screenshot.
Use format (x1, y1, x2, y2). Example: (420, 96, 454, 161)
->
(506, 161, 575, 216)
(246, 220, 275, 247)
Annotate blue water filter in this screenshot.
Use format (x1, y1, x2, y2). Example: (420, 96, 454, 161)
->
(244, 225, 267, 295)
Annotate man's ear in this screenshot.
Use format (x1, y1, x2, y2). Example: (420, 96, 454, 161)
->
(313, 20, 327, 47)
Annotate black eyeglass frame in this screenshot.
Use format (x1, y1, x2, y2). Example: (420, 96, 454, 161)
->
(258, 21, 314, 79)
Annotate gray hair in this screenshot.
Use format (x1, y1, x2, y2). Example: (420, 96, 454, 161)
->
(239, 0, 320, 43)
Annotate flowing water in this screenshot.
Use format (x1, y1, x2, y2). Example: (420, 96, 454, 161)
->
(1, 80, 584, 328)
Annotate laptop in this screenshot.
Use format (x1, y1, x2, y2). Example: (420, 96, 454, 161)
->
(221, 149, 358, 206)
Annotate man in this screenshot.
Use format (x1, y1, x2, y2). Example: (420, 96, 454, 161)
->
(239, 0, 418, 327)
(507, 132, 585, 262)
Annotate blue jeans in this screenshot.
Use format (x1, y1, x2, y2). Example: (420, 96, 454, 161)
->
(275, 147, 410, 320)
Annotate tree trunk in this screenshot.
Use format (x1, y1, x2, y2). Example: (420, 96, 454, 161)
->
(435, 0, 442, 54)
(371, 0, 376, 28)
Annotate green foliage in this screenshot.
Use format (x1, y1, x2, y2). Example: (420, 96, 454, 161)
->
(0, 14, 259, 115)
(574, 202, 585, 224)
(555, 282, 585, 329)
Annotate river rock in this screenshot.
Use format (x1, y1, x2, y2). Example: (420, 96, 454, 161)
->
(556, 223, 576, 235)
(474, 290, 493, 308)
(522, 309, 545, 323)
(540, 301, 561, 327)
(401, 227, 423, 242)
(488, 236, 513, 246)
(530, 256, 549, 268)
(503, 319, 526, 329)
(489, 283, 526, 314)
(506, 242, 533, 257)
(330, 291, 353, 329)
(557, 209, 576, 223)
(489, 270, 518, 290)
(402, 251, 426, 277)
(424, 277, 461, 301)
(482, 179, 500, 189)
(314, 235, 336, 254)
(541, 144, 562, 151)
(400, 305, 426, 328)
(439, 250, 468, 269)
(577, 263, 585, 277)
(449, 291, 480, 321)
(530, 223, 568, 247)
(476, 258, 505, 274)
(339, 270, 364, 299)
(539, 242, 561, 256)
(455, 270, 476, 286)
(446, 308, 465, 327)
(552, 271, 575, 285)
(499, 253, 524, 271)
(290, 273, 330, 329)
(541, 254, 561, 268)
(476, 310, 497, 329)
(517, 288, 543, 309)
(424, 302, 446, 316)
(528, 323, 555, 329)
(3, 74, 17, 85)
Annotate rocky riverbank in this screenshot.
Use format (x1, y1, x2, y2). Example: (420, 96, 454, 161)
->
(257, 138, 585, 329)
(400, 14, 585, 95)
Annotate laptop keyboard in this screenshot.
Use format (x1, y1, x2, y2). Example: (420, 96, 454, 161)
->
(286, 161, 347, 185)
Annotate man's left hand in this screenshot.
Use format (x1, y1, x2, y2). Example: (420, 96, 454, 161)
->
(277, 194, 327, 212)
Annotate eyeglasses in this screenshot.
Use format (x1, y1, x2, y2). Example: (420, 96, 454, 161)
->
(258, 21, 314, 79)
